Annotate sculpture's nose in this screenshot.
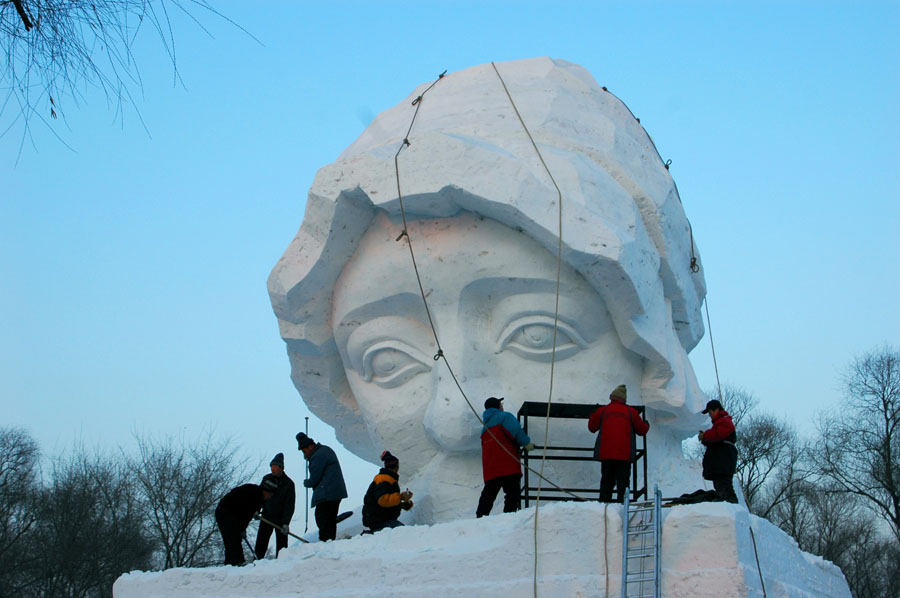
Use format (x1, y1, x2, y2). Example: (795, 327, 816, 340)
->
(423, 361, 482, 452)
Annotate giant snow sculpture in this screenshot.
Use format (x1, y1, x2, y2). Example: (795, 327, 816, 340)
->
(268, 57, 708, 522)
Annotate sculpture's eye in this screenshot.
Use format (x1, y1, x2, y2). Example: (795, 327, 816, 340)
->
(498, 316, 586, 362)
(361, 341, 431, 388)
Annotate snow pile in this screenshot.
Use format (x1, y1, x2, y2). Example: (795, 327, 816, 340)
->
(114, 502, 850, 598)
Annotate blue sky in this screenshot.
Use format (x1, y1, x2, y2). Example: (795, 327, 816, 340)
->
(2, 1, 898, 521)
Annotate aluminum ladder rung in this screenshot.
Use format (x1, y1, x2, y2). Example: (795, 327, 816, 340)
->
(622, 484, 661, 598)
(625, 529, 655, 536)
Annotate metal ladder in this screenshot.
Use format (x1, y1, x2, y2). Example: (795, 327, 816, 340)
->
(621, 484, 662, 598)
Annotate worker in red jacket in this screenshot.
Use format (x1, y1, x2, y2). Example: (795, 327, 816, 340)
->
(699, 399, 738, 503)
(476, 397, 534, 517)
(588, 384, 650, 503)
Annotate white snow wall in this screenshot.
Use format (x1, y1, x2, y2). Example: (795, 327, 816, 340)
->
(114, 502, 850, 598)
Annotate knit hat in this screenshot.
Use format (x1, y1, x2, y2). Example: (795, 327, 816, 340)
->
(261, 477, 279, 493)
(380, 450, 399, 468)
(484, 396, 504, 410)
(610, 384, 627, 403)
(270, 452, 285, 468)
(295, 432, 315, 450)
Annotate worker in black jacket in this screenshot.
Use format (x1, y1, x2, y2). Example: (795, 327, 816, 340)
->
(254, 452, 296, 559)
(215, 478, 278, 565)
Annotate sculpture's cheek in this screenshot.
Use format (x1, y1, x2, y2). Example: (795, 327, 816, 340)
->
(344, 365, 438, 472)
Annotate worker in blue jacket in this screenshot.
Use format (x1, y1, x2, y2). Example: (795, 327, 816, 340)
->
(297, 432, 347, 541)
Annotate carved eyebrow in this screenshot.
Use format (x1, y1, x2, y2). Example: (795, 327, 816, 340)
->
(333, 292, 429, 351)
(459, 276, 576, 303)
(335, 292, 427, 329)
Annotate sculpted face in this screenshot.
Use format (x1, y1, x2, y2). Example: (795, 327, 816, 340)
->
(268, 58, 709, 522)
(331, 211, 643, 519)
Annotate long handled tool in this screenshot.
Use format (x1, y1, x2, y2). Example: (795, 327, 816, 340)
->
(304, 416, 310, 533)
(242, 535, 258, 562)
(257, 511, 353, 546)
(259, 514, 310, 544)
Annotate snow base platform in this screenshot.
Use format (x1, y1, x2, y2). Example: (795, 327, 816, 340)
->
(114, 501, 850, 598)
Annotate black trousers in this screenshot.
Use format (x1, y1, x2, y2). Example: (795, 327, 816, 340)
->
(214, 506, 245, 566)
(315, 500, 341, 542)
(599, 460, 631, 503)
(254, 520, 288, 559)
(369, 519, 404, 532)
(476, 474, 521, 517)
(712, 476, 738, 504)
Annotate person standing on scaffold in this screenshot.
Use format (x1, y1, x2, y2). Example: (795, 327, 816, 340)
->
(588, 384, 650, 503)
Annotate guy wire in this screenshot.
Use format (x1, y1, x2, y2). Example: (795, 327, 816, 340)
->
(390, 68, 587, 505)
(490, 60, 566, 598)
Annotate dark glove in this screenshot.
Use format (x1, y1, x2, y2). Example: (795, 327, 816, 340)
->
(401, 500, 414, 511)
(281, 524, 290, 535)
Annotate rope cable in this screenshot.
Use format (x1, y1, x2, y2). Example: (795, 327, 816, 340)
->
(489, 60, 566, 598)
(689, 223, 700, 274)
(382, 65, 717, 598)
(703, 298, 724, 404)
(600, 84, 703, 278)
(389, 69, 589, 503)
(386, 68, 602, 598)
(705, 288, 761, 594)
(603, 503, 610, 598)
(748, 524, 768, 597)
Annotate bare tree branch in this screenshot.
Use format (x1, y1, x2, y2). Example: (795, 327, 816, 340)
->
(1, 0, 256, 150)
(815, 345, 900, 543)
(128, 429, 250, 569)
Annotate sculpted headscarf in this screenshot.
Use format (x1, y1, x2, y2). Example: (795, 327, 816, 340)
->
(268, 57, 707, 458)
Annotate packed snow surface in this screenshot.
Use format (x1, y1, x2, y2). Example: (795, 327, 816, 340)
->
(114, 501, 850, 598)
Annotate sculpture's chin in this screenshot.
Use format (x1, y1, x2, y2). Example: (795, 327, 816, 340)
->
(405, 452, 484, 524)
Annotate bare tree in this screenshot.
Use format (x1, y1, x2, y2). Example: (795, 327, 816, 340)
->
(766, 477, 899, 597)
(768, 477, 818, 548)
(809, 490, 899, 598)
(816, 345, 900, 542)
(0, 427, 40, 597)
(736, 414, 808, 517)
(129, 430, 250, 569)
(28, 447, 153, 598)
(0, 0, 248, 145)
